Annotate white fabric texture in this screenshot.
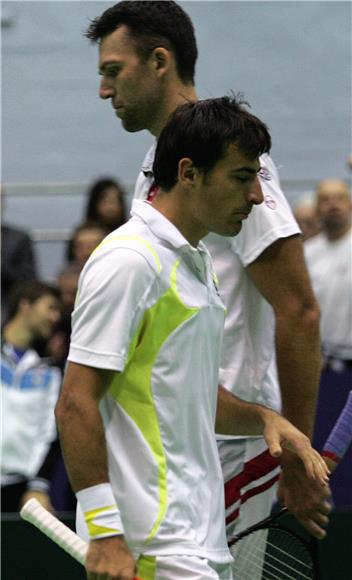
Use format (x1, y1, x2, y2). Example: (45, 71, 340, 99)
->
(1, 344, 60, 478)
(71, 200, 232, 563)
(304, 228, 352, 359)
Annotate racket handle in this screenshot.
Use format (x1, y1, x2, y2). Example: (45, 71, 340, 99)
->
(20, 498, 142, 579)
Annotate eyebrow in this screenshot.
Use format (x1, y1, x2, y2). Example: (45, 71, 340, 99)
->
(98, 61, 121, 74)
(232, 166, 261, 175)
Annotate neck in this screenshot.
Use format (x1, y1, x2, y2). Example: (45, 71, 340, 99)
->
(3, 319, 33, 350)
(325, 222, 351, 241)
(152, 189, 206, 247)
(151, 83, 198, 137)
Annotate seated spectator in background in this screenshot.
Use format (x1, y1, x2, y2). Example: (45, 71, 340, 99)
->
(304, 178, 351, 366)
(1, 281, 62, 512)
(66, 220, 108, 266)
(1, 197, 38, 319)
(85, 177, 127, 232)
(294, 194, 320, 241)
(46, 262, 82, 371)
(57, 261, 82, 317)
(304, 178, 352, 508)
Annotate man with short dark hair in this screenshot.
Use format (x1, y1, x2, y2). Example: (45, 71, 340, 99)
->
(1, 281, 62, 512)
(86, 4, 331, 563)
(56, 97, 329, 580)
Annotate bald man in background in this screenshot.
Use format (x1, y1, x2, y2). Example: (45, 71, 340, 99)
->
(304, 178, 352, 508)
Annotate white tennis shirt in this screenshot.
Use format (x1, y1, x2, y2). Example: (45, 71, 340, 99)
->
(135, 148, 300, 416)
(69, 200, 232, 563)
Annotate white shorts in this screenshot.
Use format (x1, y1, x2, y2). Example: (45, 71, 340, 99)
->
(136, 554, 233, 579)
(217, 437, 280, 541)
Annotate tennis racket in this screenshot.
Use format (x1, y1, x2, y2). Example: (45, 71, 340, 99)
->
(229, 507, 320, 580)
(20, 498, 141, 579)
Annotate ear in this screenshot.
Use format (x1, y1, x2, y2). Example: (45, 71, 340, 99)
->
(178, 158, 200, 187)
(150, 47, 172, 77)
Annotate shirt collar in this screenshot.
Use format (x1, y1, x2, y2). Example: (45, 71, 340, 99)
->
(141, 143, 157, 175)
(131, 199, 209, 257)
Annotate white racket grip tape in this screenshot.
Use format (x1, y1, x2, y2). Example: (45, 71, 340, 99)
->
(20, 498, 88, 565)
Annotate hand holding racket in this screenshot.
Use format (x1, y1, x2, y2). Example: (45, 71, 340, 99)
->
(20, 498, 142, 580)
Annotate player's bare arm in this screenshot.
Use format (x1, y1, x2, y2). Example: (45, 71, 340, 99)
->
(247, 234, 321, 437)
(247, 234, 331, 538)
(215, 385, 329, 485)
(55, 362, 136, 580)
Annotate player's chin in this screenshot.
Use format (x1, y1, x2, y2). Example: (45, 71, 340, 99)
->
(223, 221, 243, 237)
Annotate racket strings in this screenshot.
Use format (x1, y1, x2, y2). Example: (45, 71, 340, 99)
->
(231, 528, 314, 580)
(233, 545, 312, 580)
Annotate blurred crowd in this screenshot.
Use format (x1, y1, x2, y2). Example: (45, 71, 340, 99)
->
(1, 170, 351, 513)
(1, 176, 128, 512)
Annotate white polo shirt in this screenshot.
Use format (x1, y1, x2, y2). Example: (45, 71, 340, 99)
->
(304, 228, 352, 359)
(135, 147, 300, 415)
(69, 200, 231, 563)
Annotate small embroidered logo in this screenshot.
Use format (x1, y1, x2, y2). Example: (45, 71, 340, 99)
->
(264, 195, 277, 210)
(258, 167, 271, 181)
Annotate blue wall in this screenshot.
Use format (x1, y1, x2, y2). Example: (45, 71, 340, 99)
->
(2, 1, 351, 279)
(3, 1, 351, 185)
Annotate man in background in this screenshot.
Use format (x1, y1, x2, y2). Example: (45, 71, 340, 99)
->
(86, 0, 330, 560)
(1, 281, 62, 512)
(56, 97, 329, 580)
(305, 178, 352, 508)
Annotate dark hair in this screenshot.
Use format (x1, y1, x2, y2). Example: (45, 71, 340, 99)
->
(153, 95, 272, 191)
(6, 281, 60, 321)
(85, 1, 197, 84)
(85, 177, 127, 227)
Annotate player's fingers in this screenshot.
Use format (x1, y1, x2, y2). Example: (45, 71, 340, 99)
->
(286, 442, 330, 482)
(264, 428, 283, 458)
(295, 513, 329, 540)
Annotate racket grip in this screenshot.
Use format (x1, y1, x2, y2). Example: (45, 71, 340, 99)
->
(20, 498, 142, 579)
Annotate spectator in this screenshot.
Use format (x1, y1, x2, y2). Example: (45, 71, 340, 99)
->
(304, 178, 352, 507)
(46, 262, 82, 371)
(304, 178, 352, 366)
(1, 281, 62, 512)
(66, 220, 108, 266)
(1, 201, 38, 319)
(294, 194, 320, 241)
(85, 177, 128, 232)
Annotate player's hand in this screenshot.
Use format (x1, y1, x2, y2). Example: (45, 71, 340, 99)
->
(19, 490, 54, 513)
(278, 450, 332, 539)
(261, 409, 330, 484)
(86, 535, 137, 580)
(322, 454, 339, 474)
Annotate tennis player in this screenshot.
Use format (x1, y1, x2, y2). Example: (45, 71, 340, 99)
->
(56, 97, 329, 580)
(88, 1, 331, 559)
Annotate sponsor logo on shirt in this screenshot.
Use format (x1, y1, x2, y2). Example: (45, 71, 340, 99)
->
(258, 167, 271, 181)
(264, 195, 277, 210)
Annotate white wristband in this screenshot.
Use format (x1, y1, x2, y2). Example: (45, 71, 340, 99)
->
(76, 483, 124, 540)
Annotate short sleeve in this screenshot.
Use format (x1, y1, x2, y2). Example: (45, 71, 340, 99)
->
(232, 154, 301, 266)
(68, 246, 157, 371)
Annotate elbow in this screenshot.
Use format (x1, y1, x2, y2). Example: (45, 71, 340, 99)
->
(302, 297, 321, 334)
(55, 390, 76, 432)
(280, 294, 321, 333)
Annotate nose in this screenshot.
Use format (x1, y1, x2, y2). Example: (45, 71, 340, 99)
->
(99, 78, 114, 100)
(247, 177, 264, 206)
